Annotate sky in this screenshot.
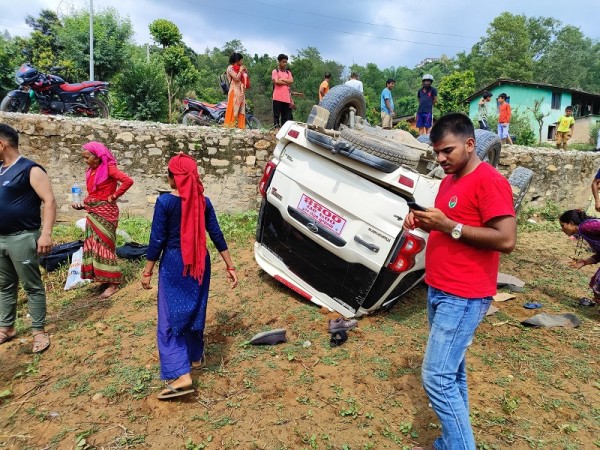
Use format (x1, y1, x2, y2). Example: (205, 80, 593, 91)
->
(1, 0, 599, 70)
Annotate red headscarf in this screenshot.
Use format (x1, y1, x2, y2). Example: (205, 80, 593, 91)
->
(82, 141, 117, 193)
(168, 153, 207, 283)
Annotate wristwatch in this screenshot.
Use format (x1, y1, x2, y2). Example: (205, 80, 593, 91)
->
(451, 223, 463, 240)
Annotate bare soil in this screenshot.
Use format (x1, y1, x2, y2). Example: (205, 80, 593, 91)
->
(1, 231, 599, 449)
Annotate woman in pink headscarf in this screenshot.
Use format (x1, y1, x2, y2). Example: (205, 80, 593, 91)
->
(72, 142, 133, 299)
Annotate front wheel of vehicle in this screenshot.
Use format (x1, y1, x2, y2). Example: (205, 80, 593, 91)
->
(246, 115, 261, 130)
(1, 95, 30, 113)
(508, 166, 534, 214)
(181, 111, 211, 126)
(474, 129, 501, 167)
(89, 98, 109, 118)
(318, 85, 366, 130)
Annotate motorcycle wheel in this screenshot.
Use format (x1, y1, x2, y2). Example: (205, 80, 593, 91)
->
(88, 98, 109, 118)
(181, 111, 212, 126)
(246, 115, 261, 130)
(0, 95, 30, 113)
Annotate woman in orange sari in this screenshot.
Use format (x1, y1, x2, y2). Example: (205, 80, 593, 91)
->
(223, 52, 247, 129)
(72, 142, 133, 299)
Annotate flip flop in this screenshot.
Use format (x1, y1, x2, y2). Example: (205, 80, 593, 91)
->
(32, 332, 50, 353)
(523, 302, 543, 309)
(578, 298, 597, 307)
(157, 384, 194, 400)
(0, 329, 16, 345)
(191, 355, 205, 370)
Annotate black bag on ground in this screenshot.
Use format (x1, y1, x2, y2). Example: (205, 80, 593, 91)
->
(116, 242, 149, 261)
(39, 240, 83, 272)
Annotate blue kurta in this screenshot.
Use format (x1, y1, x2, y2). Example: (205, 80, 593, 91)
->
(147, 194, 228, 380)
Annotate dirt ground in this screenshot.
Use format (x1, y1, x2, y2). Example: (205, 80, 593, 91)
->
(0, 229, 599, 450)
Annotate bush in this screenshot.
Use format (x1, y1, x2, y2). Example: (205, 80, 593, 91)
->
(590, 121, 600, 148)
(394, 119, 419, 137)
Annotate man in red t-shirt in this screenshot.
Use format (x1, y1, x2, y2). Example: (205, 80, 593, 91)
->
(405, 113, 516, 450)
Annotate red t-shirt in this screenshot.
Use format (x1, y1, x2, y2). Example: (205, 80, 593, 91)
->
(498, 102, 511, 123)
(424, 162, 515, 298)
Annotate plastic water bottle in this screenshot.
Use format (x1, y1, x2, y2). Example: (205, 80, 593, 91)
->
(71, 182, 82, 204)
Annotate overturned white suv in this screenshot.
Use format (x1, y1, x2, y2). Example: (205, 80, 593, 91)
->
(254, 86, 532, 318)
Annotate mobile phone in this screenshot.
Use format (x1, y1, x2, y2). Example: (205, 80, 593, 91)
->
(407, 201, 428, 212)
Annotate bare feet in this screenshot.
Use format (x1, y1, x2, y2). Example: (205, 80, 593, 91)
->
(99, 284, 119, 299)
(0, 327, 16, 345)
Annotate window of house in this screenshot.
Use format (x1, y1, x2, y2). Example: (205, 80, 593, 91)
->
(551, 92, 562, 110)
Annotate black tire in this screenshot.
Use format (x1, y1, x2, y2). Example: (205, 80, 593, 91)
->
(88, 98, 109, 118)
(339, 129, 421, 168)
(474, 129, 501, 167)
(246, 115, 261, 130)
(0, 95, 30, 113)
(181, 111, 211, 126)
(416, 134, 431, 146)
(318, 85, 366, 130)
(508, 167, 534, 214)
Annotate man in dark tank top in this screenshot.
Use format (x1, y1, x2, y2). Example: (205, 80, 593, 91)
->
(0, 123, 56, 353)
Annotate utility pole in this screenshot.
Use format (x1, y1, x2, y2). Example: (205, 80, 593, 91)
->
(89, 0, 94, 80)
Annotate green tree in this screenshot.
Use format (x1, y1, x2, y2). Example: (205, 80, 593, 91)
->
(0, 33, 23, 98)
(149, 19, 198, 122)
(57, 7, 133, 81)
(526, 98, 551, 144)
(112, 46, 167, 122)
(437, 70, 475, 115)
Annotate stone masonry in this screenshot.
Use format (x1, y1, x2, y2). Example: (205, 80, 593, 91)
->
(1, 112, 600, 220)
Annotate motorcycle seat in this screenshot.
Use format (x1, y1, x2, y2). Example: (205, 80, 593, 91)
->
(59, 81, 105, 92)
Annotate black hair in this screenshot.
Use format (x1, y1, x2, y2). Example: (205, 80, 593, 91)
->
(430, 112, 475, 144)
(167, 169, 174, 178)
(350, 72, 358, 78)
(559, 209, 590, 225)
(565, 105, 573, 111)
(324, 72, 331, 79)
(386, 78, 396, 86)
(0, 123, 18, 148)
(277, 53, 288, 62)
(229, 52, 243, 64)
(498, 93, 507, 99)
(482, 91, 492, 99)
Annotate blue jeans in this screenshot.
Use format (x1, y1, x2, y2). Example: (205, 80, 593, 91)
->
(422, 287, 492, 450)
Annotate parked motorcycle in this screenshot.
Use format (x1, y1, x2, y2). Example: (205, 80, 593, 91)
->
(180, 98, 261, 129)
(0, 64, 109, 118)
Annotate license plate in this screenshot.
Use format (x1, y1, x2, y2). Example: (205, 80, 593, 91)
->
(297, 194, 347, 235)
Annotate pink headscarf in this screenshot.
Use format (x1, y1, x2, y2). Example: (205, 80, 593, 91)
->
(82, 141, 117, 193)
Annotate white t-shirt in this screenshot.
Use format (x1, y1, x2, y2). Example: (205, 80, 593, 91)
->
(345, 79, 364, 93)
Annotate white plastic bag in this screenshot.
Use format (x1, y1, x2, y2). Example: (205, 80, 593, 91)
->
(64, 248, 91, 291)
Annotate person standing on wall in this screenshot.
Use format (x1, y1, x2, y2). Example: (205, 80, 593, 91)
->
(417, 74, 438, 135)
(380, 79, 395, 130)
(344, 72, 363, 93)
(477, 91, 492, 130)
(272, 54, 294, 129)
(0, 123, 56, 353)
(497, 93, 513, 145)
(404, 113, 516, 450)
(318, 72, 332, 102)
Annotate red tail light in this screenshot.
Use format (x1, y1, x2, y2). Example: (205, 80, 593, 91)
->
(387, 233, 425, 273)
(258, 161, 277, 197)
(287, 129, 300, 139)
(274, 275, 311, 300)
(183, 99, 189, 105)
(398, 175, 414, 188)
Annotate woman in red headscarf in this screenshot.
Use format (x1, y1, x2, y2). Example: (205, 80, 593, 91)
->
(72, 142, 133, 299)
(141, 153, 238, 400)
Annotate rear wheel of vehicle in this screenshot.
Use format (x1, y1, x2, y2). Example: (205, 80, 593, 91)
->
(416, 134, 431, 145)
(508, 166, 534, 214)
(318, 85, 366, 130)
(246, 115, 261, 130)
(88, 98, 109, 118)
(339, 129, 421, 168)
(181, 111, 211, 126)
(474, 129, 501, 167)
(1, 95, 30, 113)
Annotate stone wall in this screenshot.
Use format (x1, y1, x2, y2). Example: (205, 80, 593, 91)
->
(0, 112, 274, 220)
(2, 112, 600, 219)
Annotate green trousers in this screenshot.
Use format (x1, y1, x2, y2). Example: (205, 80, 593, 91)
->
(0, 230, 46, 331)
